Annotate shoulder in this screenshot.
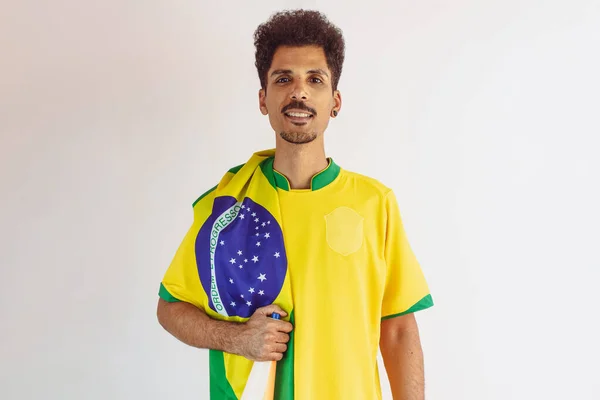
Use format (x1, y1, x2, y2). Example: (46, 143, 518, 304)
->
(192, 162, 246, 208)
(339, 168, 394, 199)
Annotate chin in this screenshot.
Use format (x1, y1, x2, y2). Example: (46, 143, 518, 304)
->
(279, 131, 318, 144)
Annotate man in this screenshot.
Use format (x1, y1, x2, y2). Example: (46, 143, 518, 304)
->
(157, 9, 433, 400)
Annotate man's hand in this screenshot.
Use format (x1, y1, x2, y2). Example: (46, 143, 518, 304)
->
(236, 304, 293, 361)
(156, 299, 293, 361)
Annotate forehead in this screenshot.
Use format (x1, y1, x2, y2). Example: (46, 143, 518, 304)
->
(269, 45, 330, 74)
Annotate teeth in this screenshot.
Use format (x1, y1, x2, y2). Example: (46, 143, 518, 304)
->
(286, 112, 311, 117)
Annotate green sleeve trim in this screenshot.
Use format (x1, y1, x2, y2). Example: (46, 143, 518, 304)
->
(158, 283, 181, 303)
(381, 294, 434, 321)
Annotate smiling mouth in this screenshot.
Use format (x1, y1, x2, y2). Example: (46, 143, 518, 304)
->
(284, 111, 313, 125)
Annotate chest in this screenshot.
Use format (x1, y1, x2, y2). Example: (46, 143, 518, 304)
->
(277, 193, 387, 299)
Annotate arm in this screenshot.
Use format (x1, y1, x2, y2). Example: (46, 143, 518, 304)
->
(380, 313, 424, 400)
(156, 298, 243, 353)
(156, 299, 292, 361)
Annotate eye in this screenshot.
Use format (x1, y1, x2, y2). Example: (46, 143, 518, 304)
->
(310, 77, 323, 84)
(276, 77, 290, 83)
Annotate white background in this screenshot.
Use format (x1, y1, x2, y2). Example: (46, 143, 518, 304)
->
(1, 0, 599, 399)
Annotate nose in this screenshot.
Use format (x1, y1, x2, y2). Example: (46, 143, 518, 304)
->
(290, 80, 308, 101)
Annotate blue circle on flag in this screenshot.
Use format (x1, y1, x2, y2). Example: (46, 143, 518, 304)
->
(195, 196, 287, 318)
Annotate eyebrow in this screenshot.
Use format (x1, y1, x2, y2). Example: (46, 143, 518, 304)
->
(270, 68, 330, 78)
(308, 69, 329, 78)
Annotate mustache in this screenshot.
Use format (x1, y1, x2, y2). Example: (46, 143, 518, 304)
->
(281, 101, 317, 116)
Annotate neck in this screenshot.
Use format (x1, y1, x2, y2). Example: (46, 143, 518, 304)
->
(273, 137, 328, 190)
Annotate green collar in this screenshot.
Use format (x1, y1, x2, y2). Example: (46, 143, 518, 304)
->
(260, 156, 341, 191)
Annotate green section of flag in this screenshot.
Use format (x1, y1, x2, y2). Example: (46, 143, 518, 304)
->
(192, 184, 218, 208)
(228, 163, 245, 174)
(274, 310, 295, 399)
(259, 157, 278, 190)
(210, 350, 239, 399)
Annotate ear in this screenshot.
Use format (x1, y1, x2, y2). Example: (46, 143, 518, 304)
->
(259, 88, 268, 115)
(331, 90, 342, 117)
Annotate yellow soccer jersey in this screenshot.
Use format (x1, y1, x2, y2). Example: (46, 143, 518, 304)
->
(159, 155, 433, 400)
(268, 157, 433, 400)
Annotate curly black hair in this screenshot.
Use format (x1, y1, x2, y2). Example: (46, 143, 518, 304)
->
(253, 10, 345, 91)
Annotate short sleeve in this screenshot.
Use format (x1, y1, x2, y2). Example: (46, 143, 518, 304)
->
(158, 217, 207, 311)
(381, 190, 433, 320)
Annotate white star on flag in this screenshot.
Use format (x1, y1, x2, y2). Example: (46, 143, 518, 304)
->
(210, 198, 287, 318)
(241, 205, 245, 209)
